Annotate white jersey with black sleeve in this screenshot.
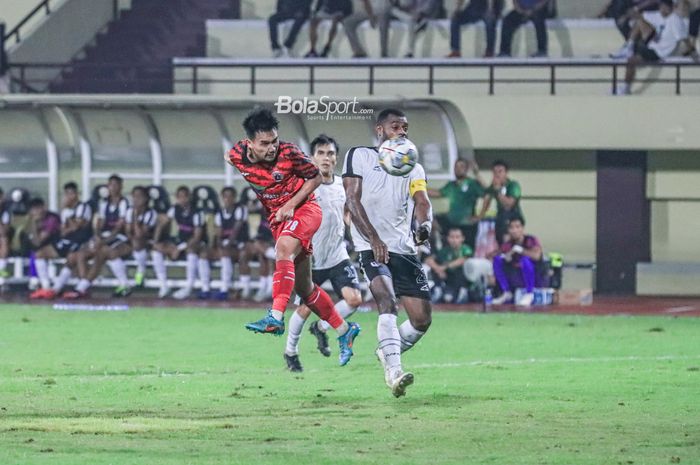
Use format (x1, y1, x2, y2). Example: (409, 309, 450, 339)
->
(312, 175, 350, 270)
(342, 145, 427, 256)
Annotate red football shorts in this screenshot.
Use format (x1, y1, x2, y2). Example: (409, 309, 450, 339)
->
(271, 201, 322, 257)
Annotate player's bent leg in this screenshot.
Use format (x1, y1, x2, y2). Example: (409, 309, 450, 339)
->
(399, 296, 432, 353)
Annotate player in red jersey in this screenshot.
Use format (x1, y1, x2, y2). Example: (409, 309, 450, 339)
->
(227, 108, 360, 366)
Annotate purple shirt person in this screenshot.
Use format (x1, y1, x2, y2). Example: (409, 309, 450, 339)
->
(491, 216, 542, 307)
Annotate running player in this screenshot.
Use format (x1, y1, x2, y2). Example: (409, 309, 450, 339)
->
(343, 108, 433, 397)
(283, 134, 363, 372)
(227, 108, 360, 366)
(126, 186, 158, 288)
(211, 186, 249, 300)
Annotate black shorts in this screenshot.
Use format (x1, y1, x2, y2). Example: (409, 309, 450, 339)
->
(53, 238, 82, 258)
(635, 41, 660, 62)
(358, 251, 431, 301)
(312, 259, 360, 297)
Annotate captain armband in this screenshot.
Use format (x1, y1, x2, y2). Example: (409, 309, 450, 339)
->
(409, 179, 427, 197)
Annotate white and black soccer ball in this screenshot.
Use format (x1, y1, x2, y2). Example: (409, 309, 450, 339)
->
(378, 137, 418, 176)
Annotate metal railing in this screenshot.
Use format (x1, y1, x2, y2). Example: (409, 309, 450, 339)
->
(172, 57, 700, 96)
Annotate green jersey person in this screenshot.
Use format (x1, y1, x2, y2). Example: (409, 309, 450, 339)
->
(477, 159, 524, 244)
(425, 227, 473, 304)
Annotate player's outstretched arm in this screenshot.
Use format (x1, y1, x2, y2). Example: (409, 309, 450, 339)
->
(275, 173, 323, 223)
(343, 177, 388, 263)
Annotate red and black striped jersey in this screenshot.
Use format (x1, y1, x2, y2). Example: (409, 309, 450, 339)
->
(227, 140, 319, 219)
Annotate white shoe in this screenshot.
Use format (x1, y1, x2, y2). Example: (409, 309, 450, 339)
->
(610, 43, 633, 59)
(158, 286, 171, 299)
(172, 287, 192, 300)
(492, 291, 513, 305)
(272, 48, 283, 58)
(517, 292, 535, 307)
(389, 371, 414, 398)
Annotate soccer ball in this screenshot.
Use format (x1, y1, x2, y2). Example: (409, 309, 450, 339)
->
(378, 137, 418, 176)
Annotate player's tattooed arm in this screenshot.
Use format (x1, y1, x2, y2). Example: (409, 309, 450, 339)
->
(343, 177, 389, 264)
(275, 173, 323, 223)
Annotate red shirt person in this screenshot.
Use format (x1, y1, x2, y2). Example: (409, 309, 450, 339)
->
(226, 108, 360, 366)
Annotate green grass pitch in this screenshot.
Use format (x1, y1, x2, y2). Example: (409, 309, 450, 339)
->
(0, 304, 698, 465)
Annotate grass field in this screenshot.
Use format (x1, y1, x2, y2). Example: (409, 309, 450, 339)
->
(0, 304, 698, 465)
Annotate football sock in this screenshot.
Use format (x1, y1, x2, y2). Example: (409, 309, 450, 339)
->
(0, 258, 6, 272)
(239, 274, 251, 295)
(378, 313, 402, 378)
(198, 258, 211, 292)
(35, 258, 51, 289)
(107, 258, 128, 288)
(75, 278, 91, 293)
(319, 299, 357, 332)
(398, 320, 426, 353)
(285, 311, 306, 356)
(303, 285, 347, 334)
(271, 259, 295, 315)
(133, 249, 148, 276)
(151, 250, 167, 288)
(220, 257, 233, 292)
(185, 253, 198, 289)
(53, 267, 72, 292)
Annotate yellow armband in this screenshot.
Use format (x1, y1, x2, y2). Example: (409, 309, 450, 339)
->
(409, 179, 427, 197)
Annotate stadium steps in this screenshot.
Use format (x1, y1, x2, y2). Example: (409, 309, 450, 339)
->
(49, 0, 236, 93)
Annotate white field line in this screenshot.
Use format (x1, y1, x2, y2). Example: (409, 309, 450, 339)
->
(664, 306, 699, 314)
(413, 354, 700, 369)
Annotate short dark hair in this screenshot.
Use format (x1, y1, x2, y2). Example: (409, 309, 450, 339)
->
(29, 197, 45, 209)
(376, 108, 406, 125)
(132, 185, 148, 197)
(108, 174, 123, 184)
(659, 0, 673, 6)
(447, 226, 465, 235)
(176, 185, 190, 196)
(508, 215, 525, 226)
(310, 134, 339, 155)
(492, 159, 510, 171)
(221, 186, 237, 196)
(242, 108, 279, 139)
(63, 181, 78, 191)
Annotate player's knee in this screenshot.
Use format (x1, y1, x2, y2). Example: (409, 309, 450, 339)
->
(376, 296, 399, 315)
(412, 315, 432, 332)
(345, 291, 363, 308)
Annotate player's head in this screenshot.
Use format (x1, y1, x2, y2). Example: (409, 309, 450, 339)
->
(242, 108, 280, 162)
(175, 185, 191, 207)
(107, 174, 123, 198)
(492, 159, 509, 184)
(659, 0, 673, 15)
(375, 108, 408, 143)
(131, 185, 149, 209)
(447, 227, 465, 249)
(310, 134, 339, 177)
(220, 186, 237, 208)
(507, 216, 525, 241)
(454, 158, 470, 179)
(63, 182, 79, 206)
(28, 197, 46, 219)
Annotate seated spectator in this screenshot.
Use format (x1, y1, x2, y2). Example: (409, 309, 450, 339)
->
(476, 159, 524, 245)
(685, 0, 700, 59)
(601, 0, 660, 57)
(269, 0, 313, 57)
(428, 158, 483, 249)
(22, 198, 61, 292)
(126, 186, 158, 288)
(447, 0, 504, 58)
(491, 216, 543, 307)
(343, 0, 392, 58)
(425, 227, 473, 304)
(391, 0, 443, 58)
(211, 186, 250, 300)
(30, 182, 93, 299)
(619, 0, 688, 95)
(0, 187, 11, 280)
(305, 0, 353, 57)
(499, 0, 551, 58)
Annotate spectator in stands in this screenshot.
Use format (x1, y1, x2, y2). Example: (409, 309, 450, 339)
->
(22, 198, 61, 293)
(152, 186, 207, 300)
(30, 183, 93, 299)
(600, 0, 660, 53)
(491, 216, 543, 307)
(499, 0, 551, 57)
(269, 0, 313, 57)
(425, 227, 473, 304)
(392, 0, 443, 58)
(212, 186, 249, 301)
(0, 187, 11, 281)
(619, 0, 688, 95)
(685, 0, 700, 59)
(126, 186, 157, 288)
(477, 159, 524, 245)
(305, 0, 353, 57)
(447, 0, 504, 58)
(428, 158, 484, 249)
(343, 0, 392, 57)
(64, 175, 132, 299)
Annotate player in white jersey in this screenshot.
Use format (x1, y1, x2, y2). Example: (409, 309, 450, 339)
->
(283, 134, 363, 372)
(125, 186, 158, 288)
(343, 108, 433, 397)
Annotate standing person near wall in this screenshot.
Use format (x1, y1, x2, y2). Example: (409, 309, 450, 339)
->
(476, 159, 524, 245)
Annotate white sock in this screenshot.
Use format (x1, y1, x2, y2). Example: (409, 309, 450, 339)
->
(53, 267, 72, 292)
(271, 309, 285, 321)
(284, 311, 307, 355)
(319, 299, 357, 332)
(220, 257, 233, 292)
(198, 258, 211, 292)
(377, 313, 402, 377)
(0, 258, 7, 271)
(151, 250, 167, 288)
(133, 249, 148, 275)
(239, 274, 251, 294)
(185, 253, 198, 289)
(35, 258, 51, 289)
(398, 320, 426, 353)
(76, 278, 91, 293)
(107, 258, 128, 287)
